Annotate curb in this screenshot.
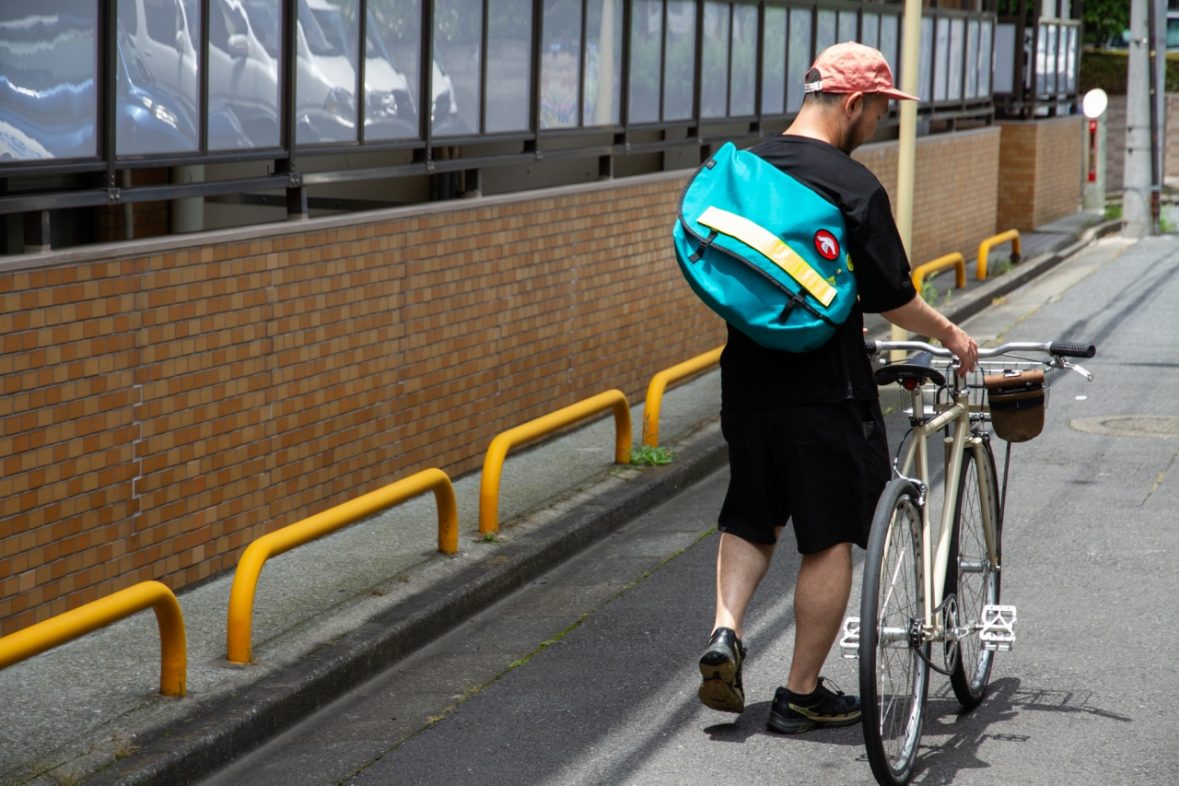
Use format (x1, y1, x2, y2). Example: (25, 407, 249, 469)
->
(87, 425, 728, 785)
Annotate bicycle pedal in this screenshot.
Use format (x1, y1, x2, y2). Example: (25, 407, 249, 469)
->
(980, 604, 1017, 651)
(839, 616, 860, 658)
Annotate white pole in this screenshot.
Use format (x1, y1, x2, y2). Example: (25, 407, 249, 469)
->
(892, 0, 922, 348)
(1124, 0, 1152, 237)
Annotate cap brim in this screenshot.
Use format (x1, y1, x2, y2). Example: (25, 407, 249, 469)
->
(877, 87, 919, 101)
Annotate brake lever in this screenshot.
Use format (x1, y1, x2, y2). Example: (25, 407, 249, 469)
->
(1060, 359, 1094, 382)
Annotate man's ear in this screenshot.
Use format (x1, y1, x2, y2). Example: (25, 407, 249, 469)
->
(843, 91, 865, 117)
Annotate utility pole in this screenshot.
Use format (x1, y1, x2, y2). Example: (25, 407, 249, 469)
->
(1124, 0, 1153, 237)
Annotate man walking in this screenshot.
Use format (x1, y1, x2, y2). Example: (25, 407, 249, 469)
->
(696, 41, 978, 734)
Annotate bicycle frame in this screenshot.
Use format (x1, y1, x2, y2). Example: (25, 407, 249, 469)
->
(892, 380, 998, 645)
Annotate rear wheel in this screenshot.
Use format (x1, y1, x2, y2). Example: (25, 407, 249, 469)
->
(860, 479, 929, 786)
(947, 439, 1002, 709)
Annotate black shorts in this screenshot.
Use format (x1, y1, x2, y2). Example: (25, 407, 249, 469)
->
(718, 399, 890, 554)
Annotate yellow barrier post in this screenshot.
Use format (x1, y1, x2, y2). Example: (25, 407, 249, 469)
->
(642, 346, 724, 447)
(479, 390, 631, 537)
(0, 580, 187, 697)
(912, 252, 967, 296)
(977, 229, 1021, 281)
(227, 467, 458, 664)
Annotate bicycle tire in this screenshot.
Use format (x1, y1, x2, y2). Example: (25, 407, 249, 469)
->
(947, 438, 1002, 709)
(860, 478, 930, 786)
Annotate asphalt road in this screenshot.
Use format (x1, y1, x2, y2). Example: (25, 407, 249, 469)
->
(200, 234, 1179, 785)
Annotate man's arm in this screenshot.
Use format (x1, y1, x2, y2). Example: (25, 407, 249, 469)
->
(880, 294, 978, 372)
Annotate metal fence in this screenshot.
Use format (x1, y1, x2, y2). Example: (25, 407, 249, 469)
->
(0, 1, 1018, 252)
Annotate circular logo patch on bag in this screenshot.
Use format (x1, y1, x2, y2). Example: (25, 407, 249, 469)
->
(814, 230, 840, 260)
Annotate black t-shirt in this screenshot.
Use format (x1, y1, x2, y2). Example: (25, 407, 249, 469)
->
(720, 135, 917, 412)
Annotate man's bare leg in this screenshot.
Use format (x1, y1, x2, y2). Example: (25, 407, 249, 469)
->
(786, 542, 852, 694)
(712, 528, 783, 637)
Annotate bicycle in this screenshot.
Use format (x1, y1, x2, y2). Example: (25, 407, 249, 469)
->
(838, 338, 1096, 786)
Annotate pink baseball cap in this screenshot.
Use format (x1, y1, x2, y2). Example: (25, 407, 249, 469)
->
(803, 42, 918, 101)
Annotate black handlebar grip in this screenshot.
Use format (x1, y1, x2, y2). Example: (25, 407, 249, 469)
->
(1050, 341, 1097, 358)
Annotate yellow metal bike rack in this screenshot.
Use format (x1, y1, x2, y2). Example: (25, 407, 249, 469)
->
(912, 252, 966, 296)
(227, 467, 458, 664)
(642, 346, 724, 447)
(0, 580, 187, 697)
(977, 229, 1021, 281)
(479, 390, 632, 536)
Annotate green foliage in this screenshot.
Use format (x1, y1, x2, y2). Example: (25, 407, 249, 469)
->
(1080, 0, 1131, 47)
(1081, 48, 1179, 96)
(1104, 202, 1123, 221)
(630, 445, 674, 466)
(1160, 215, 1176, 234)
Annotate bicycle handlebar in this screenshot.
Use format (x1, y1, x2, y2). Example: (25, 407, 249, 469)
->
(864, 339, 1097, 360)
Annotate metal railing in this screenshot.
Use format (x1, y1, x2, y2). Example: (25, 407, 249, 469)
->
(912, 251, 967, 294)
(226, 467, 458, 664)
(0, 581, 187, 697)
(642, 346, 723, 448)
(479, 390, 631, 536)
(977, 229, 1021, 280)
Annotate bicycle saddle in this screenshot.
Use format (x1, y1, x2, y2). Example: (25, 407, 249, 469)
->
(873, 352, 947, 388)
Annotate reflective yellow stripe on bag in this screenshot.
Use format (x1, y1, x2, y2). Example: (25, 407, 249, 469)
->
(697, 206, 838, 308)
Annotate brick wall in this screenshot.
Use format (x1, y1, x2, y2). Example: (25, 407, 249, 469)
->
(997, 116, 1083, 230)
(0, 124, 1041, 635)
(1102, 94, 1179, 193)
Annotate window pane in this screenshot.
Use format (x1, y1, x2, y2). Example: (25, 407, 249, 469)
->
(861, 13, 879, 49)
(880, 14, 898, 87)
(0, 0, 98, 160)
(433, 0, 480, 135)
(295, 0, 359, 144)
(979, 21, 992, 95)
(118, 0, 200, 155)
(934, 17, 948, 101)
(787, 8, 812, 113)
(762, 5, 786, 115)
(584, 0, 621, 125)
(628, 0, 661, 123)
(1065, 25, 1077, 93)
(541, 0, 580, 128)
(700, 2, 729, 118)
(208, 0, 279, 149)
(948, 17, 963, 101)
(729, 3, 756, 116)
(368, 0, 423, 140)
(663, 0, 695, 120)
(816, 10, 835, 53)
(838, 11, 856, 43)
(966, 19, 979, 99)
(918, 16, 933, 101)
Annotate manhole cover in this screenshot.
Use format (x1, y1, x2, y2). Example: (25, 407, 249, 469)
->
(1070, 415, 1179, 438)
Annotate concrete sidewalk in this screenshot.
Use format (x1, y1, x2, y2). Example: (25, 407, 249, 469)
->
(0, 211, 1119, 786)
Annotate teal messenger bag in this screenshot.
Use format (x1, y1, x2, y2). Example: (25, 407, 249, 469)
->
(672, 141, 857, 353)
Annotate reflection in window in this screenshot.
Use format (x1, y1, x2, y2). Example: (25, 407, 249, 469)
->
(0, 0, 98, 160)
(762, 5, 786, 116)
(368, 0, 422, 140)
(949, 18, 963, 101)
(816, 10, 836, 53)
(296, 0, 359, 144)
(838, 11, 856, 44)
(934, 17, 948, 101)
(979, 21, 992, 95)
(787, 8, 811, 113)
(486, 0, 530, 133)
(993, 22, 1014, 93)
(663, 0, 695, 121)
(209, 0, 280, 149)
(116, 0, 200, 155)
(628, 0, 661, 123)
(966, 20, 979, 99)
(730, 3, 755, 117)
(880, 14, 898, 87)
(918, 17, 933, 102)
(862, 13, 879, 49)
(542, 0, 580, 129)
(584, 0, 621, 126)
(700, 2, 730, 119)
(433, 0, 479, 135)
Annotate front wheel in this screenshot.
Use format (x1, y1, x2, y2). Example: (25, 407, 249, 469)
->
(947, 438, 1002, 709)
(860, 479, 930, 786)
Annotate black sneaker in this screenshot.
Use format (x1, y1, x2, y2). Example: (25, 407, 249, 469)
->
(766, 677, 861, 734)
(698, 627, 746, 713)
